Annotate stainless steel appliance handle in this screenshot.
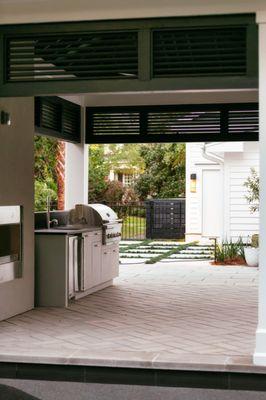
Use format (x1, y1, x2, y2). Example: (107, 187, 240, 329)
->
(73, 237, 79, 293)
(79, 236, 85, 291)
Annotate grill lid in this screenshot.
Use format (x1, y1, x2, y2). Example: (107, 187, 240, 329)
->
(69, 204, 118, 226)
(87, 204, 118, 223)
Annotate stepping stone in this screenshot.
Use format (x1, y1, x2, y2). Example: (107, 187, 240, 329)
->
(122, 249, 166, 254)
(120, 258, 146, 264)
(149, 241, 187, 246)
(121, 252, 159, 258)
(120, 240, 143, 245)
(169, 254, 211, 259)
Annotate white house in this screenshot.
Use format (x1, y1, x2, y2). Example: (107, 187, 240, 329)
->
(186, 142, 259, 243)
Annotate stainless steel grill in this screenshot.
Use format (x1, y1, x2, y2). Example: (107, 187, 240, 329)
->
(69, 204, 122, 245)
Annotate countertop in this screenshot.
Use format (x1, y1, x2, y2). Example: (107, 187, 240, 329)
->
(35, 227, 102, 235)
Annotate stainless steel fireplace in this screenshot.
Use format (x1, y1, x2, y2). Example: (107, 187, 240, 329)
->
(0, 206, 22, 283)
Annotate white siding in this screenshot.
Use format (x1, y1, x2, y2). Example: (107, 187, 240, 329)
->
(224, 142, 259, 241)
(186, 141, 259, 242)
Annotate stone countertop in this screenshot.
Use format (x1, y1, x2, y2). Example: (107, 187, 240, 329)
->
(35, 227, 102, 235)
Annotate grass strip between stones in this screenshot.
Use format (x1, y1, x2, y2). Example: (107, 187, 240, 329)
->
(119, 239, 152, 253)
(145, 242, 198, 264)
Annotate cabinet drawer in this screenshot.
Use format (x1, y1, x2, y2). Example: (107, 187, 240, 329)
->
(83, 231, 102, 242)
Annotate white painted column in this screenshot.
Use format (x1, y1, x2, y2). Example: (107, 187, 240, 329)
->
(65, 107, 88, 210)
(254, 20, 266, 365)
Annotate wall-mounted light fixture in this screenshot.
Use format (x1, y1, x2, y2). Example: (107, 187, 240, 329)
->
(190, 173, 197, 193)
(1, 110, 11, 126)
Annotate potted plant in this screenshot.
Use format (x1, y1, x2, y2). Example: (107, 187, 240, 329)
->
(244, 234, 259, 268)
(244, 168, 259, 267)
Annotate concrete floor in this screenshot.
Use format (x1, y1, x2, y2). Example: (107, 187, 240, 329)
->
(0, 261, 259, 369)
(1, 379, 266, 400)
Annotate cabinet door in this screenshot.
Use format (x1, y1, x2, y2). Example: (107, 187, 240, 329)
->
(101, 246, 113, 282)
(101, 244, 119, 282)
(82, 233, 102, 291)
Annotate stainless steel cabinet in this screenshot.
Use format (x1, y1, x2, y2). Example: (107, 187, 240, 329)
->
(68, 236, 79, 298)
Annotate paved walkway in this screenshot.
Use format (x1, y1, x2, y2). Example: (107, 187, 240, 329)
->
(0, 261, 259, 369)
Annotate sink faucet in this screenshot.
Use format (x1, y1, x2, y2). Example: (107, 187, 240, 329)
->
(47, 195, 58, 228)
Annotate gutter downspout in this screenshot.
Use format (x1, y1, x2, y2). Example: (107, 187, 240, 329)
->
(201, 143, 224, 165)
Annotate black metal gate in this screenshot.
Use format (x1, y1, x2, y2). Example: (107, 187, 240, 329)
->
(146, 199, 185, 239)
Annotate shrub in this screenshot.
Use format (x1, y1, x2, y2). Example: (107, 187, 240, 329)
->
(102, 180, 125, 204)
(35, 179, 57, 211)
(215, 238, 245, 264)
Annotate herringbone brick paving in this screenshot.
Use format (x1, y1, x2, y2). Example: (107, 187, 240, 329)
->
(0, 261, 258, 359)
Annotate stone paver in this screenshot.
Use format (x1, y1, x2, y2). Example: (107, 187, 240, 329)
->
(0, 261, 258, 363)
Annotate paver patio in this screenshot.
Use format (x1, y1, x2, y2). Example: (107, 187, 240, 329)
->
(0, 261, 259, 369)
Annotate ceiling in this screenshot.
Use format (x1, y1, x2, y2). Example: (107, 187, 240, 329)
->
(0, 0, 266, 24)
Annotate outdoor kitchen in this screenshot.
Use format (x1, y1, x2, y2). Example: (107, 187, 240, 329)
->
(35, 203, 122, 307)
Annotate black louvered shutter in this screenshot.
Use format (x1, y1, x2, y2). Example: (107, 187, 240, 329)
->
(87, 108, 141, 137)
(153, 27, 247, 77)
(7, 31, 138, 82)
(86, 104, 258, 143)
(147, 110, 221, 135)
(35, 97, 81, 142)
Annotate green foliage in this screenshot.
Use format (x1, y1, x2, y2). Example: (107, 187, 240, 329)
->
(88, 144, 109, 202)
(244, 168, 259, 213)
(134, 143, 185, 199)
(34, 136, 58, 211)
(251, 234, 259, 248)
(34, 179, 57, 212)
(102, 180, 125, 204)
(215, 238, 245, 263)
(106, 144, 144, 172)
(88, 144, 141, 204)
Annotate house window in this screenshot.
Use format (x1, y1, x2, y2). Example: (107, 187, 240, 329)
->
(123, 174, 135, 187)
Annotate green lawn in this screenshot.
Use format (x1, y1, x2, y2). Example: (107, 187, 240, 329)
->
(122, 216, 146, 239)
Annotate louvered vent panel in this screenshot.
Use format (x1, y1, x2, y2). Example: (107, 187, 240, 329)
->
(41, 99, 62, 132)
(35, 97, 81, 142)
(153, 27, 247, 77)
(228, 109, 259, 135)
(63, 104, 81, 137)
(7, 31, 138, 82)
(91, 111, 140, 135)
(147, 111, 221, 135)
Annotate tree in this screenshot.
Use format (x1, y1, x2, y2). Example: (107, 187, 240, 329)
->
(34, 136, 58, 211)
(106, 144, 145, 172)
(88, 144, 110, 202)
(134, 143, 185, 199)
(244, 168, 259, 213)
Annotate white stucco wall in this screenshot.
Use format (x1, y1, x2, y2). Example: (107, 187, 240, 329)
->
(0, 97, 34, 320)
(186, 142, 259, 242)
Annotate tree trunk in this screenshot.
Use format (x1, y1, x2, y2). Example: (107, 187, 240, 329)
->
(56, 141, 65, 210)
